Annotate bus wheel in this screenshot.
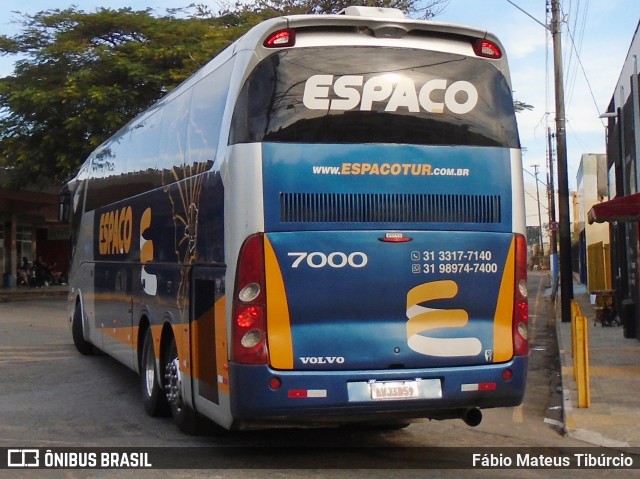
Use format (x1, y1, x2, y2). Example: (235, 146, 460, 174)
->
(71, 302, 93, 355)
(141, 329, 169, 417)
(164, 335, 200, 434)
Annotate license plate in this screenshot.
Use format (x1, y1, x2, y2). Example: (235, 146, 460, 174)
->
(370, 381, 420, 400)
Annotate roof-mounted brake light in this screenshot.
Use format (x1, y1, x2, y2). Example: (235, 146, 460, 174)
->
(473, 39, 502, 59)
(264, 29, 296, 48)
(339, 6, 405, 18)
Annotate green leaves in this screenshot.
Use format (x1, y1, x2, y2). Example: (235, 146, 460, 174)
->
(0, 7, 222, 185)
(0, 1, 441, 187)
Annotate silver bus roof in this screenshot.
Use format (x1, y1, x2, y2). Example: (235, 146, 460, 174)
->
(231, 9, 511, 84)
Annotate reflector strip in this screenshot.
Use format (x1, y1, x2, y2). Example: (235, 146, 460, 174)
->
(288, 389, 327, 398)
(461, 382, 497, 392)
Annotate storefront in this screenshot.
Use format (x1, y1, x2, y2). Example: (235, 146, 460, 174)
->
(589, 193, 640, 337)
(589, 21, 640, 339)
(0, 183, 69, 287)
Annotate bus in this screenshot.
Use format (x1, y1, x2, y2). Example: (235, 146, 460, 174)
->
(61, 6, 528, 433)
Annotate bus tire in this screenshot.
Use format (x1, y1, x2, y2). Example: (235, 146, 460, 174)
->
(164, 334, 200, 435)
(141, 329, 169, 417)
(72, 301, 93, 355)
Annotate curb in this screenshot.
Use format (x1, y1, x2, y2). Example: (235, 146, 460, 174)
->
(0, 288, 68, 302)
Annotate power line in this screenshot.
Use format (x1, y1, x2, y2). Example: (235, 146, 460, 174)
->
(563, 0, 592, 111)
(562, 0, 577, 88)
(564, 20, 605, 125)
(507, 0, 570, 318)
(503, 0, 548, 30)
(525, 190, 550, 211)
(523, 166, 548, 187)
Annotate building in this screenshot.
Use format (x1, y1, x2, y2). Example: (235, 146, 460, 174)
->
(524, 180, 549, 265)
(0, 172, 69, 287)
(575, 154, 610, 290)
(588, 20, 640, 338)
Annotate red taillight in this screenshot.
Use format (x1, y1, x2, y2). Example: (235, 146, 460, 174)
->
(513, 234, 529, 356)
(473, 39, 502, 59)
(264, 29, 296, 48)
(236, 305, 261, 328)
(232, 233, 268, 364)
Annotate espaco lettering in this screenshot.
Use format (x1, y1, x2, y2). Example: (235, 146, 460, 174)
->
(98, 206, 133, 255)
(303, 74, 478, 114)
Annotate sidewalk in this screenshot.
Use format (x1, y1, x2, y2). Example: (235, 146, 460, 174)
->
(0, 284, 68, 302)
(555, 279, 640, 447)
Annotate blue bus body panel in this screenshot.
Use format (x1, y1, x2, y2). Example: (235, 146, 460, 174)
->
(266, 230, 513, 370)
(261, 143, 517, 368)
(229, 357, 527, 420)
(262, 143, 513, 233)
(228, 142, 526, 421)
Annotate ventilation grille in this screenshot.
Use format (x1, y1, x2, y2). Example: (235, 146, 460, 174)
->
(280, 193, 501, 224)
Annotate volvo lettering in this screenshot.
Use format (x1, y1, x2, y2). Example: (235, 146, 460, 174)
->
(300, 356, 346, 365)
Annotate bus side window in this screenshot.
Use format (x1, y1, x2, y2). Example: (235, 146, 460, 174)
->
(187, 59, 234, 171)
(159, 89, 191, 183)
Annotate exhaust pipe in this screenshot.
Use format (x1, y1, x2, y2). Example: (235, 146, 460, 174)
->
(462, 408, 482, 427)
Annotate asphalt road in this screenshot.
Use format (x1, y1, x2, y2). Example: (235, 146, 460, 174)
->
(0, 272, 635, 478)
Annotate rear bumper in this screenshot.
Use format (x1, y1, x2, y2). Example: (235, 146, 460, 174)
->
(229, 356, 527, 425)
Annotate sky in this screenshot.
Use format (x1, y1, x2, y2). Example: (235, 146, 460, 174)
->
(0, 0, 638, 193)
(437, 0, 639, 191)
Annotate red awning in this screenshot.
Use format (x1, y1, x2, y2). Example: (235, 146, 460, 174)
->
(588, 193, 640, 224)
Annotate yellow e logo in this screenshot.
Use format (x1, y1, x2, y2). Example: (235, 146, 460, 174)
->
(140, 208, 157, 296)
(406, 280, 482, 357)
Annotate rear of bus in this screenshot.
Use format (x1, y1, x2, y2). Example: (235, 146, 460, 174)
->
(225, 8, 528, 428)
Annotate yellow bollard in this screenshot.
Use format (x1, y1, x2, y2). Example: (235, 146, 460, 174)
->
(571, 300, 580, 365)
(574, 314, 591, 408)
(571, 300, 581, 319)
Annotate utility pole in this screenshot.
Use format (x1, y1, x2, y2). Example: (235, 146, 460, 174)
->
(532, 164, 544, 256)
(551, 0, 573, 322)
(547, 127, 558, 290)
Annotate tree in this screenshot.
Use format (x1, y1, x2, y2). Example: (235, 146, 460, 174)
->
(193, 0, 448, 19)
(0, 7, 245, 186)
(514, 100, 534, 113)
(0, 1, 445, 187)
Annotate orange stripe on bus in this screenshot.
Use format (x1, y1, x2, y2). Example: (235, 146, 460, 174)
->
(84, 291, 230, 393)
(264, 236, 294, 370)
(492, 238, 516, 362)
(215, 296, 229, 393)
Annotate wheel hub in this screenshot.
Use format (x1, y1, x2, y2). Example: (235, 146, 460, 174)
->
(164, 358, 183, 408)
